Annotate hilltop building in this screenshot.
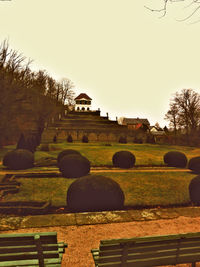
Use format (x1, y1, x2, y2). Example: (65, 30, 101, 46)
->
(42, 93, 167, 143)
(75, 93, 92, 111)
(121, 117, 150, 131)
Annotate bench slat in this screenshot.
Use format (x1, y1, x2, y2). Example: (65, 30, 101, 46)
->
(92, 232, 200, 266)
(100, 232, 200, 245)
(0, 257, 62, 267)
(100, 237, 200, 252)
(99, 241, 200, 257)
(0, 232, 66, 267)
(0, 243, 63, 254)
(0, 250, 61, 261)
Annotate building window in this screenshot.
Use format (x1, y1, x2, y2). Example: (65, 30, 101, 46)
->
(82, 107, 85, 111)
(87, 107, 90, 110)
(77, 107, 80, 110)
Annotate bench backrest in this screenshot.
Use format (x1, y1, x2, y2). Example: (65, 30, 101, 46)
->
(0, 231, 67, 267)
(93, 232, 200, 266)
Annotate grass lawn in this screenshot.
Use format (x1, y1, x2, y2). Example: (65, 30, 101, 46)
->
(35, 142, 200, 167)
(1, 142, 200, 167)
(2, 171, 195, 208)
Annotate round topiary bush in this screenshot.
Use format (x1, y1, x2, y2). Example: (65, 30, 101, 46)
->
(119, 136, 127, 144)
(59, 154, 90, 178)
(112, 151, 136, 169)
(67, 174, 125, 212)
(57, 149, 81, 165)
(188, 157, 200, 173)
(189, 175, 200, 205)
(163, 151, 187, 168)
(3, 149, 34, 170)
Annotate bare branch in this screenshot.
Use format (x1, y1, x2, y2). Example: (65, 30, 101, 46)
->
(145, 0, 200, 21)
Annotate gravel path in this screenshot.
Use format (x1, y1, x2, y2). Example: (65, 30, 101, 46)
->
(1, 216, 200, 267)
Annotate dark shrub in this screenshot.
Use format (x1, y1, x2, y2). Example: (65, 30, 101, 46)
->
(67, 134, 73, 143)
(59, 154, 90, 178)
(53, 135, 57, 143)
(163, 151, 188, 168)
(35, 132, 41, 146)
(146, 135, 155, 144)
(26, 136, 37, 153)
(3, 150, 15, 167)
(3, 149, 34, 170)
(40, 144, 49, 151)
(57, 149, 81, 165)
(17, 134, 38, 153)
(67, 174, 125, 212)
(189, 175, 200, 205)
(188, 157, 200, 173)
(133, 137, 142, 144)
(82, 135, 89, 143)
(112, 151, 136, 169)
(16, 133, 27, 150)
(119, 136, 127, 144)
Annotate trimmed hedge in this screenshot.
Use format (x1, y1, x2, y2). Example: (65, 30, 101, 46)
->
(112, 150, 135, 169)
(188, 157, 200, 173)
(3, 149, 34, 170)
(59, 154, 90, 178)
(163, 151, 188, 168)
(67, 174, 125, 212)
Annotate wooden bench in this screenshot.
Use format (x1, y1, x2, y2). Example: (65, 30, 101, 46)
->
(0, 231, 67, 266)
(91, 232, 200, 266)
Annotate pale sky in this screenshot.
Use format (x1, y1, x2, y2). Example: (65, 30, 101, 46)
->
(0, 0, 200, 127)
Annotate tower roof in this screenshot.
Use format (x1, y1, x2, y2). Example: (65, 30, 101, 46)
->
(75, 93, 92, 100)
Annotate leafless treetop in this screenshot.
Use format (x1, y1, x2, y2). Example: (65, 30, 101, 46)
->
(145, 0, 200, 22)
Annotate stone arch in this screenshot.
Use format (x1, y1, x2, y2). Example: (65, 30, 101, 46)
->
(88, 132, 98, 141)
(98, 133, 108, 141)
(108, 133, 118, 142)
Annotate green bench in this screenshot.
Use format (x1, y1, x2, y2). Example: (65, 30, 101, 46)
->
(0, 231, 67, 266)
(91, 232, 200, 266)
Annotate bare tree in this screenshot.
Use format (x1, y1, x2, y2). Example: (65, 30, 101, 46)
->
(145, 0, 200, 22)
(165, 88, 200, 144)
(164, 102, 180, 139)
(59, 78, 75, 106)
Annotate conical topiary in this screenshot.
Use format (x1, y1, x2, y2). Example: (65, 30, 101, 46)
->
(67, 134, 73, 143)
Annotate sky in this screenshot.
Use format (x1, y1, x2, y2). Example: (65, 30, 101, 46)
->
(0, 0, 200, 127)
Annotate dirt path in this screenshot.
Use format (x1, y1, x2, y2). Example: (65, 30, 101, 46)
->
(1, 216, 200, 267)
(0, 167, 191, 176)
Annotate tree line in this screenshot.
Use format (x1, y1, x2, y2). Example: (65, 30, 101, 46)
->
(165, 88, 200, 146)
(0, 40, 75, 147)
